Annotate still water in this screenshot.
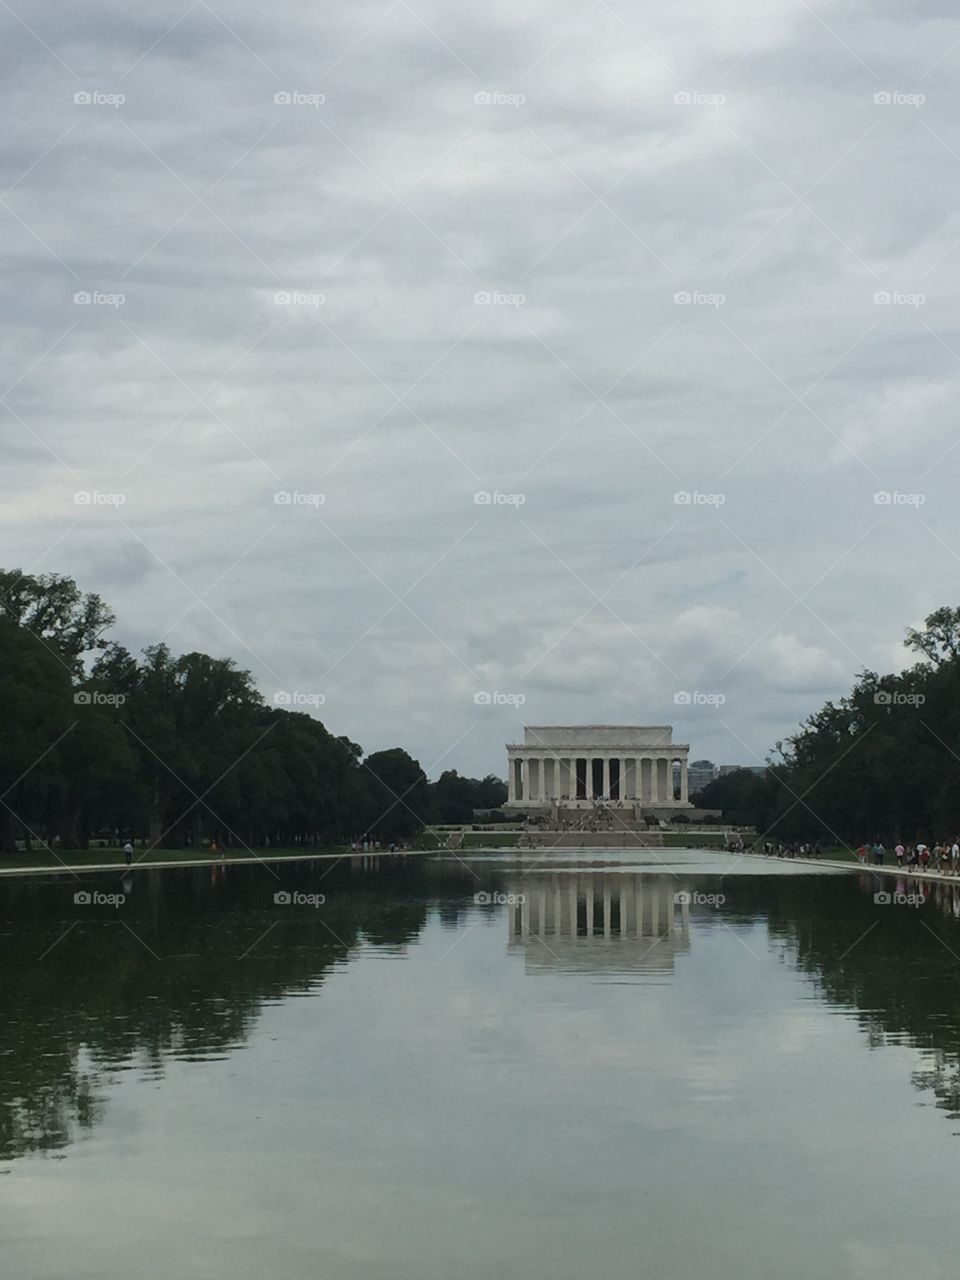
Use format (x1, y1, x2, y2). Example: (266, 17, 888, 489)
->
(2, 848, 960, 1278)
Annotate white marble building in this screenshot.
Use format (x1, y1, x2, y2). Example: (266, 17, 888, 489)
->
(505, 725, 691, 811)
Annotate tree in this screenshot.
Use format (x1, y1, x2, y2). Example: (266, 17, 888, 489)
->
(361, 749, 431, 840)
(430, 770, 508, 822)
(905, 606, 960, 667)
(0, 570, 114, 674)
(0, 620, 74, 853)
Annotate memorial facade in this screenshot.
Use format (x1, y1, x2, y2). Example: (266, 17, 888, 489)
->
(505, 725, 691, 812)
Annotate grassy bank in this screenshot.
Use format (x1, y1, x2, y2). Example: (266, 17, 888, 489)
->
(664, 831, 726, 848)
(460, 832, 522, 848)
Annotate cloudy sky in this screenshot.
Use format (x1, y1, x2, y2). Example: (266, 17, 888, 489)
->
(4, 0, 959, 777)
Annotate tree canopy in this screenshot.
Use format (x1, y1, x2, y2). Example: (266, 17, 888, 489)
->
(698, 606, 960, 844)
(0, 568, 502, 854)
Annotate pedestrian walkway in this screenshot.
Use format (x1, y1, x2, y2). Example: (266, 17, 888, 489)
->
(719, 847, 960, 886)
(0, 848, 434, 878)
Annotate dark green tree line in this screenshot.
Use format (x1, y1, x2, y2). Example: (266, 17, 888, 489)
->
(0, 568, 499, 853)
(693, 607, 960, 844)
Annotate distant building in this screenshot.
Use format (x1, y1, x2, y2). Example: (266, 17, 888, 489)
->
(688, 759, 717, 795)
(716, 764, 767, 778)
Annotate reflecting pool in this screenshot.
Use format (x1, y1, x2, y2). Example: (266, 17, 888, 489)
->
(2, 849, 959, 1279)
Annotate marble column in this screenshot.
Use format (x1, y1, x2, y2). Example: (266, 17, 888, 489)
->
(679, 757, 689, 805)
(602, 757, 611, 800)
(585, 756, 593, 801)
(656, 757, 668, 803)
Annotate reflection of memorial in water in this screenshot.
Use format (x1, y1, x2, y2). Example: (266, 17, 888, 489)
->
(506, 873, 690, 973)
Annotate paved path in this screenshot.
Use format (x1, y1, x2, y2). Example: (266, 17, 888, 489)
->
(0, 849, 434, 878)
(5, 843, 953, 886)
(713, 847, 960, 886)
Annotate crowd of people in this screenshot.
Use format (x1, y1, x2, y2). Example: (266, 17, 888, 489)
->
(756, 840, 823, 859)
(855, 839, 960, 873)
(732, 836, 960, 876)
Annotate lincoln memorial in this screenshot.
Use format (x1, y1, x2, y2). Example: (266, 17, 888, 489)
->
(505, 725, 691, 815)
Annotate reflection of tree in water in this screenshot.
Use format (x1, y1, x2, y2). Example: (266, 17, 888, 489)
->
(576, 870, 960, 1128)
(15, 859, 960, 1158)
(0, 857, 477, 1162)
(756, 872, 960, 1126)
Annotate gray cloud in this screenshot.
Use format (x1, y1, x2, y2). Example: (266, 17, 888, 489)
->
(3, 0, 958, 775)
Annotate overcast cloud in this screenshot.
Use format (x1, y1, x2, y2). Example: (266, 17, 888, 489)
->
(3, 0, 959, 776)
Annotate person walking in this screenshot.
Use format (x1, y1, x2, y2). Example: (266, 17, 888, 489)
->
(895, 842, 905, 868)
(873, 841, 885, 866)
(122, 839, 133, 867)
